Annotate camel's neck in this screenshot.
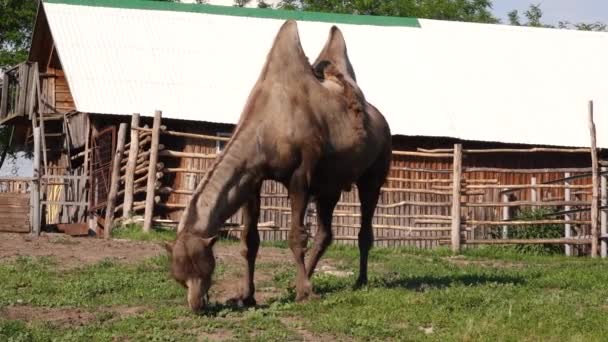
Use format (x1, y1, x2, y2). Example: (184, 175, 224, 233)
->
(177, 126, 261, 237)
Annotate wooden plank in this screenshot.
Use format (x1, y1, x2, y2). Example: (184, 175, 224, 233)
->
(0, 213, 32, 219)
(589, 100, 599, 257)
(464, 167, 591, 174)
(463, 238, 591, 245)
(0, 225, 30, 233)
(143, 111, 162, 233)
(158, 150, 217, 159)
(32, 127, 41, 235)
(601, 169, 607, 258)
(104, 123, 127, 239)
(123, 113, 140, 217)
(564, 172, 572, 256)
(463, 201, 588, 208)
(391, 150, 453, 158)
(1, 73, 9, 117)
(16, 64, 28, 116)
(57, 223, 89, 236)
(451, 144, 462, 253)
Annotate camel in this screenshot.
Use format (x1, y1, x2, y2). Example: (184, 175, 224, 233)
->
(164, 20, 392, 312)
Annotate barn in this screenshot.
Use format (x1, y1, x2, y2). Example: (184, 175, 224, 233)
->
(1, 0, 608, 255)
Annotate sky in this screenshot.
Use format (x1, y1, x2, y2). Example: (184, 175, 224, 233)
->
(492, 0, 608, 25)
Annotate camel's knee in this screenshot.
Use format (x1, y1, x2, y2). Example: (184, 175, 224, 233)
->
(240, 232, 260, 259)
(316, 228, 334, 249)
(288, 228, 308, 251)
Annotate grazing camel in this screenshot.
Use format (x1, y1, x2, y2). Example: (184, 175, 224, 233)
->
(164, 20, 392, 312)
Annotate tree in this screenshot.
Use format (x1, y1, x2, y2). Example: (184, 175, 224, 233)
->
(277, 0, 499, 24)
(508, 3, 607, 32)
(0, 0, 38, 69)
(234, 0, 252, 7)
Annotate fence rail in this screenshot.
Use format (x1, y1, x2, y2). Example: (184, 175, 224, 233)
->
(96, 101, 606, 257)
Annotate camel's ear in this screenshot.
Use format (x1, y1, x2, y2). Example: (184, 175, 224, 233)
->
(314, 26, 356, 81)
(163, 241, 173, 255)
(260, 20, 312, 81)
(202, 235, 218, 248)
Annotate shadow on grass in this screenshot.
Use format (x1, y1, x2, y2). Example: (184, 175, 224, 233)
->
(306, 272, 527, 297)
(373, 273, 526, 292)
(198, 301, 271, 317)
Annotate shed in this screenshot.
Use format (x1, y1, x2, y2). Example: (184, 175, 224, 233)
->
(2, 0, 607, 252)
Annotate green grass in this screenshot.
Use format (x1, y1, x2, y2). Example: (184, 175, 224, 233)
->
(2, 244, 608, 341)
(111, 223, 177, 242)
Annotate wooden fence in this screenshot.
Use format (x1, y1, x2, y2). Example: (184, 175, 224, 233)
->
(100, 102, 607, 257)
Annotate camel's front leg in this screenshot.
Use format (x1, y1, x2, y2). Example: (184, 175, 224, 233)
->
(288, 172, 312, 302)
(231, 185, 261, 307)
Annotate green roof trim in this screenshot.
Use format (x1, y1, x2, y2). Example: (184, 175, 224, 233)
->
(43, 0, 420, 28)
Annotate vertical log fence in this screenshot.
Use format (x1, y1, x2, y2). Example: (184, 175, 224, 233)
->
(102, 102, 607, 256)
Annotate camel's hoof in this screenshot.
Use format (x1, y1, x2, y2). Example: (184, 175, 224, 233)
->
(354, 278, 368, 289)
(226, 295, 257, 308)
(295, 289, 319, 302)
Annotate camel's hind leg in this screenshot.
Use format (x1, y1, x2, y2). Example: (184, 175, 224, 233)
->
(306, 193, 340, 279)
(288, 173, 313, 301)
(355, 181, 381, 287)
(232, 183, 262, 307)
(356, 156, 390, 287)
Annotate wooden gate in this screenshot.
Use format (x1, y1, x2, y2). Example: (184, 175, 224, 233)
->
(89, 127, 115, 211)
(0, 178, 32, 233)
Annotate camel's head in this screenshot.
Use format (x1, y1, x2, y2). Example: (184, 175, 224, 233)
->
(164, 233, 217, 312)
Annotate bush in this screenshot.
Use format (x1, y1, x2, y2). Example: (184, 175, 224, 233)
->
(506, 207, 564, 255)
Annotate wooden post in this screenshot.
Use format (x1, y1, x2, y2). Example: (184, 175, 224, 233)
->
(589, 100, 599, 258)
(451, 144, 462, 253)
(104, 123, 127, 239)
(31, 127, 41, 236)
(530, 177, 538, 202)
(601, 168, 607, 258)
(502, 191, 509, 239)
(143, 111, 162, 233)
(564, 172, 572, 256)
(123, 113, 140, 218)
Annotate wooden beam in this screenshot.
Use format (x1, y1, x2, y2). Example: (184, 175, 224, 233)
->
(564, 172, 572, 256)
(464, 167, 591, 174)
(589, 100, 599, 258)
(601, 169, 607, 258)
(463, 238, 591, 245)
(158, 150, 217, 159)
(418, 147, 591, 154)
(31, 127, 41, 236)
(104, 123, 127, 239)
(392, 150, 453, 158)
(161, 129, 230, 142)
(143, 111, 162, 233)
(123, 113, 140, 218)
(451, 144, 462, 253)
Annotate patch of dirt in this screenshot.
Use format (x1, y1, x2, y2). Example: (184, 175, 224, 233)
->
(280, 316, 349, 342)
(1, 306, 95, 327)
(0, 233, 164, 269)
(0, 305, 149, 327)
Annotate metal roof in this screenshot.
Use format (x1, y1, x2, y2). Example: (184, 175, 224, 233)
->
(40, 0, 608, 148)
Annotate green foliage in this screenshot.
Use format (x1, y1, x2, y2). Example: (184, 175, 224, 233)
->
(278, 0, 499, 23)
(112, 222, 177, 242)
(507, 207, 564, 255)
(508, 3, 606, 31)
(0, 0, 37, 69)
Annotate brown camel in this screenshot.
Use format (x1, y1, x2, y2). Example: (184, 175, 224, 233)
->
(164, 20, 392, 312)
